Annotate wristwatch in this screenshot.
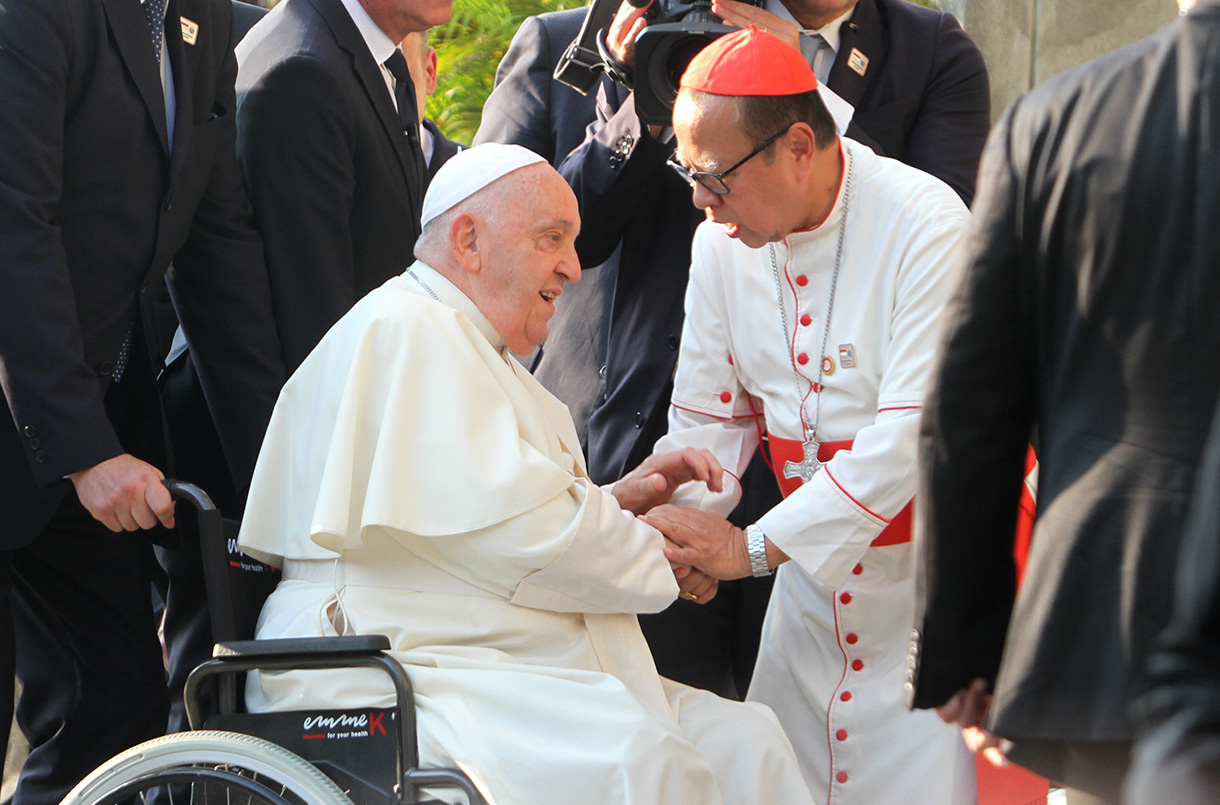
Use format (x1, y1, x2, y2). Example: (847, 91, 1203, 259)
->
(746, 524, 772, 578)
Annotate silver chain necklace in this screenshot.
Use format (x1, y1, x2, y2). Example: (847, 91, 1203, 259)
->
(405, 266, 440, 301)
(768, 153, 853, 483)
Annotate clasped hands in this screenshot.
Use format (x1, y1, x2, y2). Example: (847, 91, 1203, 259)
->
(611, 448, 775, 603)
(611, 448, 725, 603)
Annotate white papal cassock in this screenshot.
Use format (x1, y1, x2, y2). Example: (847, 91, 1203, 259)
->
(656, 139, 977, 804)
(237, 264, 814, 805)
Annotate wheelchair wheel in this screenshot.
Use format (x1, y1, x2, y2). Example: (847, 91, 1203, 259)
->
(62, 730, 354, 805)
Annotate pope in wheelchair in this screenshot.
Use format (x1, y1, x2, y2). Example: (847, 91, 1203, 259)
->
(236, 145, 814, 805)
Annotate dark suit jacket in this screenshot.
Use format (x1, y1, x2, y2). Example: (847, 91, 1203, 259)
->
(423, 117, 464, 183)
(832, 0, 990, 205)
(0, 0, 285, 549)
(1127, 393, 1220, 804)
(233, 0, 267, 40)
(475, 0, 990, 483)
(236, 0, 425, 370)
(909, 1, 1220, 757)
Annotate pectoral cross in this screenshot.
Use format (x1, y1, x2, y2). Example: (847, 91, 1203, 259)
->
(783, 440, 824, 483)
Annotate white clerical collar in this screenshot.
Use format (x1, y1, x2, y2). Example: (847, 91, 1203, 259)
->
(337, 0, 398, 66)
(765, 0, 854, 56)
(401, 261, 507, 351)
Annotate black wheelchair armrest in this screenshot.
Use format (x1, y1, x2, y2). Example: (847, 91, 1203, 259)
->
(214, 635, 392, 659)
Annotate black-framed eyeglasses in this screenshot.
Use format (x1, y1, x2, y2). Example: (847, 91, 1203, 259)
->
(666, 125, 791, 195)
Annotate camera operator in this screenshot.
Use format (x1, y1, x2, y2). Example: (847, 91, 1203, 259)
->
(474, 0, 989, 700)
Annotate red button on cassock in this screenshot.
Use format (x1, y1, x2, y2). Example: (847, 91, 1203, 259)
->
(837, 771, 849, 784)
(800, 314, 812, 326)
(796, 275, 809, 286)
(840, 691, 851, 702)
(852, 659, 864, 671)
(840, 593, 852, 604)
(845, 633, 858, 644)
(836, 729, 848, 741)
(720, 391, 732, 403)
(797, 353, 809, 365)
(852, 564, 863, 575)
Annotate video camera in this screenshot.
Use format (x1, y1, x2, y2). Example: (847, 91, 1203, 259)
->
(553, 0, 762, 126)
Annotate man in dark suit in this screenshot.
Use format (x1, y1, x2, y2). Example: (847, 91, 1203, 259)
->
(908, 2, 1220, 800)
(235, 0, 450, 372)
(0, 0, 285, 799)
(475, 0, 990, 696)
(400, 30, 465, 183)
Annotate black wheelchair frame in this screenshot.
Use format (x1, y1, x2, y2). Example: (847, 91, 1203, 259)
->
(65, 481, 488, 805)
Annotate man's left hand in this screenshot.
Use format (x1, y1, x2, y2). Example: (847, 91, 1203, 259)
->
(612, 448, 724, 515)
(669, 539, 720, 603)
(711, 0, 801, 51)
(642, 504, 749, 580)
(936, 678, 1010, 768)
(673, 562, 720, 603)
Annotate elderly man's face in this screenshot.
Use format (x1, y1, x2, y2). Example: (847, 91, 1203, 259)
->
(474, 168, 581, 354)
(672, 93, 794, 249)
(363, 0, 453, 42)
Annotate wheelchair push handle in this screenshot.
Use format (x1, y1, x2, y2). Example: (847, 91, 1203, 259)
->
(163, 478, 217, 512)
(163, 479, 223, 545)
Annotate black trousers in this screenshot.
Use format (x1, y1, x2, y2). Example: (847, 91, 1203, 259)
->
(1, 345, 171, 802)
(1, 497, 169, 804)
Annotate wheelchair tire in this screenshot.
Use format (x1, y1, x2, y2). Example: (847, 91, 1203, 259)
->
(61, 730, 355, 805)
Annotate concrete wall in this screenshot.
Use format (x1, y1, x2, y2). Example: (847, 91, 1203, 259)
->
(957, 0, 1179, 120)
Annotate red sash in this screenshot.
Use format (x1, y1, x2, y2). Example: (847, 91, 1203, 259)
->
(767, 434, 911, 547)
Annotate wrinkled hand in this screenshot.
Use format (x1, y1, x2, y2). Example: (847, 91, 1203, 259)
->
(69, 454, 175, 532)
(711, 0, 801, 51)
(642, 504, 748, 580)
(936, 678, 1010, 768)
(612, 447, 723, 515)
(668, 538, 720, 603)
(607, 0, 652, 66)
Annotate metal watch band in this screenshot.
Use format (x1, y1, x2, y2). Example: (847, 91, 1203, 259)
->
(747, 524, 771, 577)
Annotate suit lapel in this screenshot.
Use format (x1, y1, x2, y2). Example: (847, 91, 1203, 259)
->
(101, 0, 171, 154)
(312, 0, 422, 214)
(827, 0, 883, 111)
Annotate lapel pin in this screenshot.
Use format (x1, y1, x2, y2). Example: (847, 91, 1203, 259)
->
(848, 47, 869, 76)
(838, 344, 857, 369)
(180, 17, 199, 46)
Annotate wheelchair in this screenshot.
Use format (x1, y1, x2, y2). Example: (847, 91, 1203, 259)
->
(62, 481, 488, 805)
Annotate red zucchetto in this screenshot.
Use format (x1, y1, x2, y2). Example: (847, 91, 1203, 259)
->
(680, 25, 818, 97)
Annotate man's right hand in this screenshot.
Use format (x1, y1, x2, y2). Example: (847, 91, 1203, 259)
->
(607, 0, 653, 67)
(68, 454, 175, 532)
